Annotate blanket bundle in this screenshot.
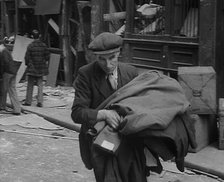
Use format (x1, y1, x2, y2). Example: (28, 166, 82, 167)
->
(82, 71, 196, 182)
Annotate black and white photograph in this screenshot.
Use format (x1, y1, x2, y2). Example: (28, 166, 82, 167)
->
(0, 0, 224, 182)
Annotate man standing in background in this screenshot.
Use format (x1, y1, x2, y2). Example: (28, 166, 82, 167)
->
(23, 29, 50, 107)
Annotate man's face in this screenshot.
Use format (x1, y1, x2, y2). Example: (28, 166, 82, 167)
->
(97, 51, 119, 74)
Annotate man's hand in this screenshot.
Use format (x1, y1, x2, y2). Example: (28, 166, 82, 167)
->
(97, 109, 121, 129)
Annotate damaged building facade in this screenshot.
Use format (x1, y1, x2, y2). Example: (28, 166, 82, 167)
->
(0, 0, 81, 86)
(94, 0, 224, 100)
(0, 0, 224, 100)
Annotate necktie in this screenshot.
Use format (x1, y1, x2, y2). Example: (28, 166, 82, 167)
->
(108, 72, 118, 90)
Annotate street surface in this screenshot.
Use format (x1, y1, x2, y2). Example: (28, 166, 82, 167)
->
(1, 119, 223, 182)
(0, 122, 95, 182)
(0, 84, 223, 182)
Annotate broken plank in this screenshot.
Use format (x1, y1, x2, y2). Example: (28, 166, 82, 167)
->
(103, 11, 126, 21)
(46, 53, 60, 87)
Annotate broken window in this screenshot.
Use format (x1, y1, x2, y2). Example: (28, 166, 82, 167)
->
(133, 0, 199, 37)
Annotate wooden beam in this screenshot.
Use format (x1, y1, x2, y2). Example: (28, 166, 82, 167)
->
(14, 0, 18, 35)
(70, 45, 77, 57)
(124, 0, 134, 35)
(61, 0, 73, 86)
(48, 18, 59, 34)
(215, 0, 224, 99)
(91, 0, 104, 38)
(0, 1, 4, 39)
(43, 20, 49, 43)
(2, 1, 10, 36)
(0, 129, 79, 140)
(47, 47, 62, 54)
(69, 18, 79, 26)
(103, 11, 126, 21)
(199, 0, 216, 66)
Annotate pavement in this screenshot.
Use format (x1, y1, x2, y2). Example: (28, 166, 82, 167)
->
(4, 83, 224, 181)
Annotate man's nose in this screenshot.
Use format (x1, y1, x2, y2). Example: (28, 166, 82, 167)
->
(106, 60, 112, 67)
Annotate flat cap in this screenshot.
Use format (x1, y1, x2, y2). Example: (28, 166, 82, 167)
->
(88, 32, 123, 54)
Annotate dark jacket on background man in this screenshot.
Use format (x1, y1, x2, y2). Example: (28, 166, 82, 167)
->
(25, 39, 50, 76)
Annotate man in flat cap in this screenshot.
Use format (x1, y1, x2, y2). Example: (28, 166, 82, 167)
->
(0, 37, 21, 115)
(71, 32, 138, 181)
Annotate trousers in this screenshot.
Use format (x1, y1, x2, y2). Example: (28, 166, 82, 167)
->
(25, 75, 43, 105)
(0, 73, 21, 113)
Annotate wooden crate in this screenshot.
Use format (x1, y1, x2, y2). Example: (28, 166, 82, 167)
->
(178, 66, 216, 114)
(188, 114, 217, 153)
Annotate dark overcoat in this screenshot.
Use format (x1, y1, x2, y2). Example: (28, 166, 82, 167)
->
(71, 61, 138, 126)
(71, 61, 138, 172)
